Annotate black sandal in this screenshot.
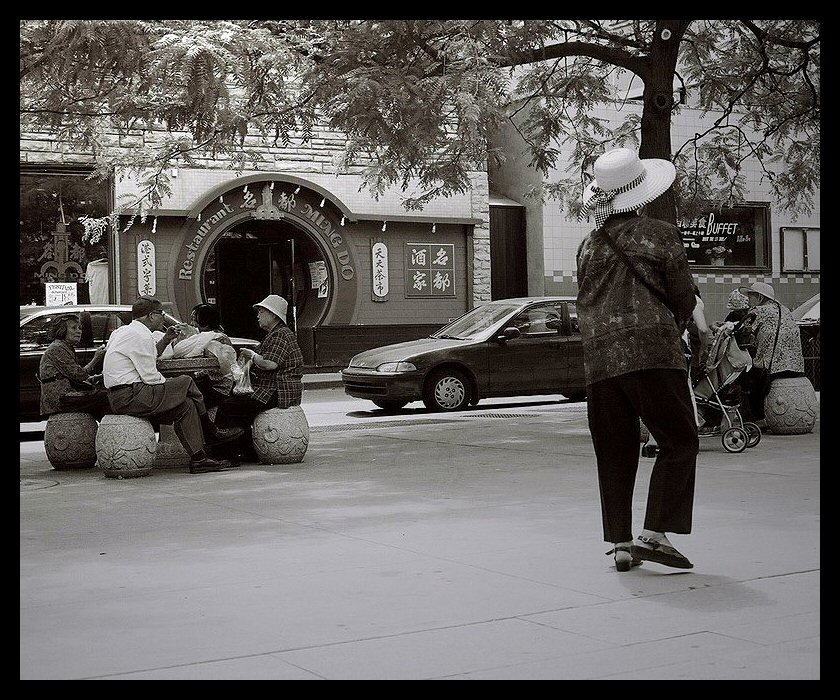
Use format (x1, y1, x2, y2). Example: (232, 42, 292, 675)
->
(605, 544, 643, 572)
(631, 536, 694, 569)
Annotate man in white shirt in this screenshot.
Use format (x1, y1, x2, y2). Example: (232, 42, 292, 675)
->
(103, 296, 244, 474)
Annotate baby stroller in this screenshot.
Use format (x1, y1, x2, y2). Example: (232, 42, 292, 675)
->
(693, 313, 761, 453)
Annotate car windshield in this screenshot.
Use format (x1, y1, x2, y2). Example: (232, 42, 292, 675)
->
(432, 302, 521, 340)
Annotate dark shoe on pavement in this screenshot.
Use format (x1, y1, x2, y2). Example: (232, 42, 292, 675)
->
(631, 535, 693, 569)
(237, 448, 260, 463)
(605, 544, 643, 572)
(206, 426, 244, 447)
(189, 456, 236, 474)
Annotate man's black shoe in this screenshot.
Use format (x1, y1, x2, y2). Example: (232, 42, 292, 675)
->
(189, 456, 236, 474)
(206, 426, 244, 447)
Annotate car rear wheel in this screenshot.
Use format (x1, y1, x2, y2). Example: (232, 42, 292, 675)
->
(372, 399, 408, 412)
(423, 368, 470, 412)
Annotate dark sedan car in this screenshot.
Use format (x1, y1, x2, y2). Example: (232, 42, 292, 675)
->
(341, 296, 587, 412)
(20, 304, 258, 422)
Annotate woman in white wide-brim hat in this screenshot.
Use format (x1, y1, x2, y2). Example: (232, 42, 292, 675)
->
(576, 147, 700, 573)
(212, 294, 304, 463)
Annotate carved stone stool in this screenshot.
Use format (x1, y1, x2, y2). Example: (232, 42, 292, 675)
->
(764, 376, 819, 435)
(154, 423, 190, 469)
(44, 412, 98, 470)
(95, 414, 157, 478)
(252, 406, 309, 464)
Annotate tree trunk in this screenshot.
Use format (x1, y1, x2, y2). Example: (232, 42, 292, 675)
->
(638, 20, 692, 225)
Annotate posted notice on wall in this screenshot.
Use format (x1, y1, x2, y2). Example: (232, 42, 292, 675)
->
(45, 282, 78, 306)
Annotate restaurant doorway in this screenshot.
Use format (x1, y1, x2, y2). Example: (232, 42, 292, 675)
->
(203, 220, 329, 341)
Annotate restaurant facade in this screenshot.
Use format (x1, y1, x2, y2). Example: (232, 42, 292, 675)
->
(21, 104, 819, 368)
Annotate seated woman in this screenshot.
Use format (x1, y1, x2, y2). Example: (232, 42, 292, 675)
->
(213, 295, 304, 463)
(187, 303, 237, 409)
(152, 303, 238, 409)
(738, 281, 806, 423)
(38, 314, 110, 420)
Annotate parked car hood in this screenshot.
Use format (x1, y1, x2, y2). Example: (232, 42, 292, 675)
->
(348, 337, 467, 368)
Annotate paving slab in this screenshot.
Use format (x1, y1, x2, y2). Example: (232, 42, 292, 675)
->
(20, 401, 819, 680)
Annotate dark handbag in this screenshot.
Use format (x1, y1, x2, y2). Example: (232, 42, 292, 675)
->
(68, 377, 97, 392)
(58, 387, 109, 414)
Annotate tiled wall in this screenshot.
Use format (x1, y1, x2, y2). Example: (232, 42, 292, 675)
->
(542, 104, 820, 321)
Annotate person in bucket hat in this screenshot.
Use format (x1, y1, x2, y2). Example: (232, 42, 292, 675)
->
(738, 281, 776, 303)
(213, 293, 304, 463)
(576, 147, 699, 572)
(735, 281, 806, 422)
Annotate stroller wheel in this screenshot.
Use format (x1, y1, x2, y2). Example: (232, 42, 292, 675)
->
(743, 422, 762, 448)
(721, 427, 748, 453)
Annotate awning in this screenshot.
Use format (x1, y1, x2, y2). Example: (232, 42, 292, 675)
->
(115, 168, 483, 225)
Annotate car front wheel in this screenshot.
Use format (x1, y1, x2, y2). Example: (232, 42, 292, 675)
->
(423, 368, 470, 412)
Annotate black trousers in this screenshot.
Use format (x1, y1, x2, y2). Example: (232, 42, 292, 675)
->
(587, 368, 699, 543)
(213, 393, 278, 459)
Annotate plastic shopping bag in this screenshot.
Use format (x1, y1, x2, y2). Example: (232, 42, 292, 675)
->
(232, 356, 253, 395)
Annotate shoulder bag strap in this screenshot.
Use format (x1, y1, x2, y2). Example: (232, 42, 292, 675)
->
(597, 220, 671, 308)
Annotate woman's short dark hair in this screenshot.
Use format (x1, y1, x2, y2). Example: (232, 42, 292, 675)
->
(49, 314, 80, 341)
(192, 303, 222, 331)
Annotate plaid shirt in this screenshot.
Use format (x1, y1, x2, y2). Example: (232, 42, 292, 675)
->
(576, 213, 696, 386)
(250, 322, 304, 407)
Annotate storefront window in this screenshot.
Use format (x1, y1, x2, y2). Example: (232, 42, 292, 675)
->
(20, 166, 111, 305)
(678, 204, 770, 269)
(781, 227, 820, 272)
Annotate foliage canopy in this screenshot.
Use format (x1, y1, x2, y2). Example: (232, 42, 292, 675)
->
(20, 19, 820, 223)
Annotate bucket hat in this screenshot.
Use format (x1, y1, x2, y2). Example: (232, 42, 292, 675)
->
(727, 289, 750, 311)
(582, 147, 676, 229)
(738, 281, 775, 302)
(253, 294, 288, 322)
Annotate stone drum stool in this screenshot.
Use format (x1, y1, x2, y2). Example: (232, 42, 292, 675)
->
(44, 412, 98, 470)
(95, 414, 157, 478)
(252, 406, 309, 464)
(154, 423, 191, 470)
(763, 375, 819, 435)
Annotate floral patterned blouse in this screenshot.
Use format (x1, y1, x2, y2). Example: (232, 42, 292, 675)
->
(751, 301, 805, 374)
(38, 340, 95, 416)
(576, 213, 697, 386)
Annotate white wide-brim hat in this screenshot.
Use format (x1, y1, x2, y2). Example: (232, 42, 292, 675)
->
(582, 147, 676, 216)
(253, 294, 288, 322)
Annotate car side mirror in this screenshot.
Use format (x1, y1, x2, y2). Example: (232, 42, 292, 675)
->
(498, 326, 521, 342)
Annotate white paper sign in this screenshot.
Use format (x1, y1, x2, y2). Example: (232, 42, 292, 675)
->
(371, 242, 389, 298)
(137, 240, 156, 296)
(309, 261, 327, 288)
(45, 283, 78, 306)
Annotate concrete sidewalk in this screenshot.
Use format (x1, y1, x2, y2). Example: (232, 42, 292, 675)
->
(20, 402, 819, 680)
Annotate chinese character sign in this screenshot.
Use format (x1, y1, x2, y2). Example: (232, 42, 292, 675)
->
(371, 242, 389, 299)
(405, 243, 455, 297)
(137, 239, 156, 296)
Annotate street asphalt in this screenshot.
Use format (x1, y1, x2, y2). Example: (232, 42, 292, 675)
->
(20, 380, 819, 680)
